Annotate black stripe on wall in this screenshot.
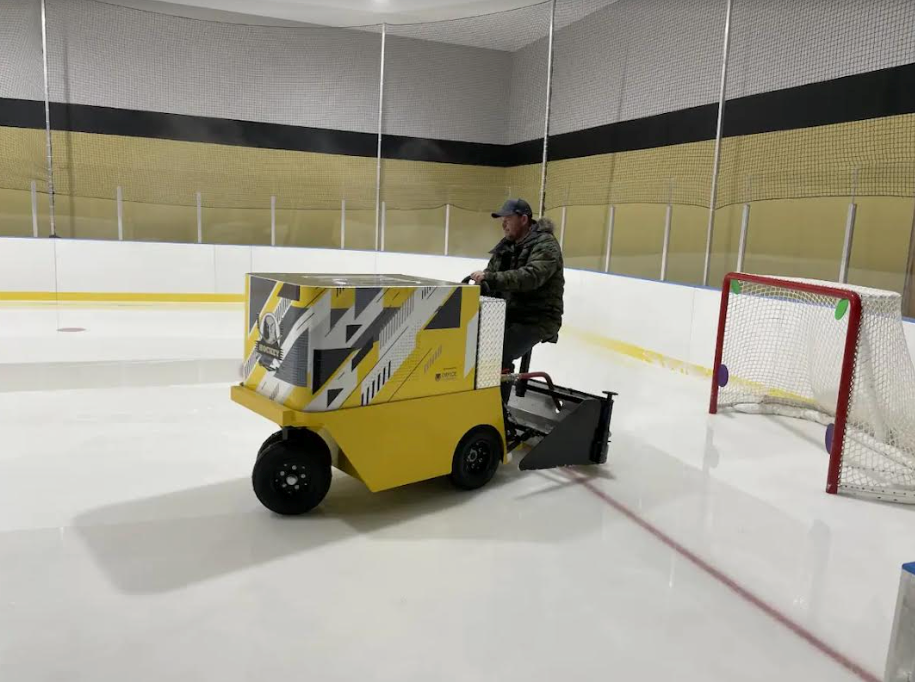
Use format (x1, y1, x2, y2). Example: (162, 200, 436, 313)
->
(2, 61, 914, 165)
(0, 99, 378, 158)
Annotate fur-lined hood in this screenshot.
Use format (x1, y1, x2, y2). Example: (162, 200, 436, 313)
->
(533, 217, 556, 235)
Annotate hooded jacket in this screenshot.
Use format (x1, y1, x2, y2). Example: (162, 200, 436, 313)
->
(483, 217, 564, 339)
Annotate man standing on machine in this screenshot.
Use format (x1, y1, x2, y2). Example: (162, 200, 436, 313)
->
(469, 198, 564, 401)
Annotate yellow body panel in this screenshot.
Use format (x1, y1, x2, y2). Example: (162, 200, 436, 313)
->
(231, 384, 506, 492)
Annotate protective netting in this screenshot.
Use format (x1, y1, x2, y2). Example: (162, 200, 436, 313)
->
(715, 275, 915, 503)
(0, 0, 48, 236)
(545, 0, 725, 209)
(378, 4, 552, 254)
(719, 0, 915, 207)
(40, 0, 381, 242)
(542, 0, 725, 281)
(380, 4, 552, 216)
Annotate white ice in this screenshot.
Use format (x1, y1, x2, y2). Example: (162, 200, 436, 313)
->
(0, 302, 911, 682)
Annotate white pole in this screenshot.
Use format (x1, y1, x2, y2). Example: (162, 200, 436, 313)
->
(380, 200, 386, 252)
(270, 195, 276, 246)
(340, 198, 346, 250)
(40, 0, 56, 237)
(375, 23, 386, 252)
(196, 191, 203, 244)
(537, 0, 556, 219)
(444, 203, 451, 256)
(116, 186, 123, 241)
(839, 202, 857, 284)
(736, 202, 750, 272)
(903, 195, 915, 317)
(559, 205, 567, 249)
(604, 205, 615, 273)
(702, 0, 734, 286)
(30, 181, 39, 238)
(661, 203, 673, 281)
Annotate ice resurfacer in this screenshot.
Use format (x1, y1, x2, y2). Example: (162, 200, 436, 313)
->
(230, 273, 616, 515)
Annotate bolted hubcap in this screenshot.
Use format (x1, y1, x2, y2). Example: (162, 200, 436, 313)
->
(274, 462, 308, 495)
(464, 440, 491, 473)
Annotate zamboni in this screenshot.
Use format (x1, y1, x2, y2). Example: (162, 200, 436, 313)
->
(230, 273, 617, 515)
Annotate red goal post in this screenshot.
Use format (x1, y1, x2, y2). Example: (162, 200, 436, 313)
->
(709, 272, 915, 503)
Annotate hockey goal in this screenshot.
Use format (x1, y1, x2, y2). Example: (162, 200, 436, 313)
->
(709, 272, 915, 503)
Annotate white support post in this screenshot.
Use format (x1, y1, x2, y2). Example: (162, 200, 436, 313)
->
(444, 203, 451, 256)
(196, 191, 203, 244)
(380, 201, 386, 252)
(537, 0, 556, 218)
(660, 203, 673, 281)
(375, 23, 386, 252)
(559, 205, 567, 249)
(116, 186, 124, 241)
(736, 202, 750, 272)
(702, 0, 734, 286)
(30, 181, 39, 238)
(604, 205, 615, 273)
(270, 195, 276, 246)
(903, 196, 915, 318)
(340, 198, 346, 250)
(40, 0, 56, 238)
(839, 202, 857, 284)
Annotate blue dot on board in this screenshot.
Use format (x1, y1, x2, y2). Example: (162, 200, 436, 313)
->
(717, 364, 729, 388)
(825, 423, 835, 453)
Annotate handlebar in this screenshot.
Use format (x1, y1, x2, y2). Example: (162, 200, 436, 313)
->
(461, 275, 491, 296)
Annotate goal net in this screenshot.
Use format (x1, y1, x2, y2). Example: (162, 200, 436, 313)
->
(710, 273, 915, 503)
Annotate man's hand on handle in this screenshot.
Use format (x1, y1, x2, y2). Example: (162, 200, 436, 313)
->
(470, 271, 486, 284)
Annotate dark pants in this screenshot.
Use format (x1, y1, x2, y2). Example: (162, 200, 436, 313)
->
(501, 323, 543, 403)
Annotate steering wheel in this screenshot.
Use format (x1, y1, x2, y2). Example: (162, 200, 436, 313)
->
(461, 275, 491, 296)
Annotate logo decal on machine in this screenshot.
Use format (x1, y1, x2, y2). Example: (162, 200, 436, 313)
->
(256, 313, 283, 371)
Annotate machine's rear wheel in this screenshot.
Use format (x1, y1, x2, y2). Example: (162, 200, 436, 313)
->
(252, 436, 331, 515)
(450, 427, 503, 490)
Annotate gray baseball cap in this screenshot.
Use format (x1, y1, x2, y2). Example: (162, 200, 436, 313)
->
(492, 198, 535, 220)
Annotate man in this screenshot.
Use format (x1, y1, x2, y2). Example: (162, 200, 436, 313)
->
(470, 198, 564, 400)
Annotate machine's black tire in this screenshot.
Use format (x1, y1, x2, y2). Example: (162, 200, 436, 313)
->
(449, 427, 503, 490)
(252, 436, 332, 515)
(256, 428, 308, 458)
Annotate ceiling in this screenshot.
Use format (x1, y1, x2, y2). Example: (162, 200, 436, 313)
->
(100, 0, 620, 35)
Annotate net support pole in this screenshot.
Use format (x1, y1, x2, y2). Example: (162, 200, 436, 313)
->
(839, 202, 857, 284)
(196, 192, 203, 244)
(444, 203, 450, 256)
(661, 203, 673, 281)
(380, 200, 386, 252)
(736, 202, 750, 272)
(375, 23, 386, 252)
(270, 195, 276, 246)
(604, 205, 615, 273)
(116, 186, 124, 241)
(40, 0, 56, 238)
(903, 196, 915, 318)
(537, 0, 556, 219)
(702, 0, 734, 286)
(340, 198, 346, 250)
(30, 181, 39, 238)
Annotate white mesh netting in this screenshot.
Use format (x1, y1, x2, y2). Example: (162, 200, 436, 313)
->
(715, 275, 915, 503)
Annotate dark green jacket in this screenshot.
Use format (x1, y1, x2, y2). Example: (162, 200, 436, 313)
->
(483, 218, 564, 339)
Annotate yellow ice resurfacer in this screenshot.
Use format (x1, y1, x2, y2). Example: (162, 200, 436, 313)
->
(230, 273, 617, 515)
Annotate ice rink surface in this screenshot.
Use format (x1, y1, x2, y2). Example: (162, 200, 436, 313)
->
(0, 302, 912, 682)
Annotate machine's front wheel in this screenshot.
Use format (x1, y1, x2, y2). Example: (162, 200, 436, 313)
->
(450, 427, 503, 490)
(252, 437, 331, 515)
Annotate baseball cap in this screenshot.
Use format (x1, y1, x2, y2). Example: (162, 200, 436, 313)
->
(492, 198, 535, 220)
